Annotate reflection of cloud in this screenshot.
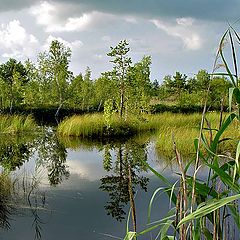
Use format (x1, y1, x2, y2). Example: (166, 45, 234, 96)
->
(150, 18, 202, 50)
(0, 20, 39, 58)
(67, 159, 105, 182)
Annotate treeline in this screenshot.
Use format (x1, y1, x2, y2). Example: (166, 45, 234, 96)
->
(153, 70, 231, 110)
(0, 39, 231, 119)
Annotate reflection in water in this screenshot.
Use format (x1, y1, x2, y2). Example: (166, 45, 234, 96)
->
(0, 136, 34, 171)
(0, 171, 47, 239)
(99, 140, 149, 224)
(0, 129, 154, 239)
(0, 128, 70, 239)
(0, 173, 13, 230)
(35, 129, 69, 186)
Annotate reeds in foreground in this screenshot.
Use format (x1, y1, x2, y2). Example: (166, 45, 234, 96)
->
(124, 26, 240, 240)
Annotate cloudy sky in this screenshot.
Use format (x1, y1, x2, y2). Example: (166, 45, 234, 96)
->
(0, 0, 239, 81)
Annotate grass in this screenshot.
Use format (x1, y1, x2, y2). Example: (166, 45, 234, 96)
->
(155, 112, 239, 159)
(58, 112, 239, 159)
(0, 115, 37, 134)
(57, 113, 161, 138)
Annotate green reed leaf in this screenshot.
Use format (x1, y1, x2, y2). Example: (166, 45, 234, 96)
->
(177, 194, 240, 228)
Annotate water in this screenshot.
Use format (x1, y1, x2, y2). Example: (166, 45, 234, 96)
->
(0, 128, 173, 240)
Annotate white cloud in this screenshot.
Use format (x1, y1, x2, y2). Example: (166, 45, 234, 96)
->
(0, 20, 39, 58)
(30, 1, 114, 32)
(176, 17, 194, 26)
(30, 1, 56, 27)
(151, 18, 202, 50)
(44, 35, 83, 52)
(125, 16, 138, 24)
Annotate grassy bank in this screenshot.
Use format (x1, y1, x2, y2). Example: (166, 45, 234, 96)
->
(58, 112, 239, 158)
(155, 112, 239, 158)
(57, 113, 163, 138)
(0, 115, 37, 134)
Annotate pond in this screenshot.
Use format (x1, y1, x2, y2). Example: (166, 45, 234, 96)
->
(0, 128, 176, 240)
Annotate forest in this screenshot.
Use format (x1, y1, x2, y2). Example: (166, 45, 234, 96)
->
(0, 39, 232, 121)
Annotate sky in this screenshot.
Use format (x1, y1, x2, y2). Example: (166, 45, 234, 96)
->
(0, 0, 239, 82)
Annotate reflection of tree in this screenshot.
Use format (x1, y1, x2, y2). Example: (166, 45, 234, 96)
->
(99, 141, 149, 222)
(36, 129, 69, 186)
(0, 137, 34, 171)
(0, 173, 13, 230)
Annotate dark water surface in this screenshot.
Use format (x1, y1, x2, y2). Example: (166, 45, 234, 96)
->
(0, 129, 174, 240)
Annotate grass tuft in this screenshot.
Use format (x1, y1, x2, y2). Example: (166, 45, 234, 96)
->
(0, 115, 37, 134)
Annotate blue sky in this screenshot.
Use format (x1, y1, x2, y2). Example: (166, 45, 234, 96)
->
(0, 0, 238, 82)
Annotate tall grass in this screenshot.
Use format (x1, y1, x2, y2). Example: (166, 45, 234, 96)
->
(58, 113, 162, 138)
(155, 112, 239, 158)
(0, 115, 37, 134)
(58, 112, 238, 158)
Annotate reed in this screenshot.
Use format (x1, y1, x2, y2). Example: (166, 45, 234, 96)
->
(0, 115, 37, 134)
(124, 27, 240, 240)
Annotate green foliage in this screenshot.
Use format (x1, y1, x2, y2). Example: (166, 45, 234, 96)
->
(0, 59, 28, 112)
(103, 99, 115, 129)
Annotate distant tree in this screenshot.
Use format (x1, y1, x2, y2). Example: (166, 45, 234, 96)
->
(196, 69, 210, 91)
(160, 72, 187, 103)
(48, 40, 72, 117)
(210, 77, 231, 108)
(68, 73, 84, 108)
(185, 77, 198, 93)
(94, 72, 118, 111)
(151, 79, 160, 97)
(81, 67, 94, 111)
(24, 60, 42, 106)
(173, 71, 187, 100)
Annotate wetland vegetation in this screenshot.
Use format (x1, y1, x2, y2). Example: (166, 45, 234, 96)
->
(0, 25, 239, 240)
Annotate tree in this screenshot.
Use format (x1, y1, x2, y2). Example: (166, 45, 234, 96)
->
(151, 79, 160, 97)
(93, 72, 118, 111)
(0, 59, 28, 112)
(196, 69, 210, 91)
(37, 40, 72, 116)
(127, 56, 152, 114)
(173, 71, 187, 100)
(210, 77, 231, 108)
(48, 40, 72, 117)
(107, 40, 132, 118)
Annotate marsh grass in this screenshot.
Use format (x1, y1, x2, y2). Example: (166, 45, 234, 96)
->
(57, 113, 162, 138)
(155, 112, 239, 158)
(58, 112, 239, 158)
(0, 115, 37, 134)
